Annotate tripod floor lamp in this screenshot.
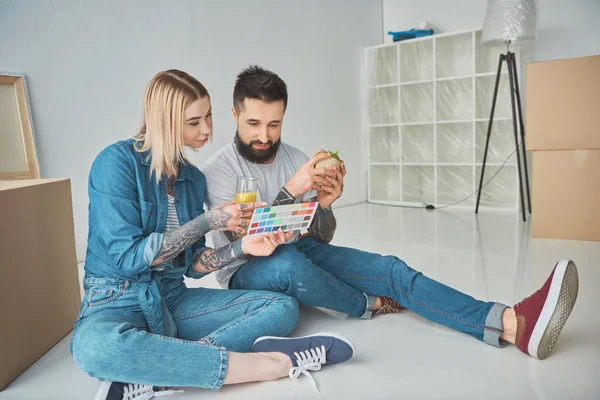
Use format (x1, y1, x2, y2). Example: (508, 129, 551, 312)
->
(476, 0, 538, 222)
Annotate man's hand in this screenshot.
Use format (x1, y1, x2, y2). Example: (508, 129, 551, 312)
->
(284, 152, 336, 198)
(316, 162, 346, 209)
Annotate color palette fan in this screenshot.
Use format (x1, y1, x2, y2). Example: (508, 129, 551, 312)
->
(247, 202, 319, 236)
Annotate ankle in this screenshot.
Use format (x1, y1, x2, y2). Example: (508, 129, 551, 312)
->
(373, 296, 382, 311)
(500, 308, 517, 344)
(261, 352, 293, 379)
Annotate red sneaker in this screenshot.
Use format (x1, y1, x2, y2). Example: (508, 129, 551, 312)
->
(514, 260, 579, 360)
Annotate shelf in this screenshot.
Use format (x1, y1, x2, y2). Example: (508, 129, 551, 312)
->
(437, 119, 471, 124)
(368, 72, 509, 89)
(475, 71, 508, 77)
(475, 162, 514, 166)
(369, 83, 399, 89)
(401, 122, 433, 126)
(476, 75, 511, 119)
(365, 29, 521, 211)
(369, 126, 400, 163)
(369, 123, 399, 128)
(436, 75, 472, 82)
(436, 78, 473, 121)
(368, 162, 510, 167)
(370, 165, 401, 202)
(402, 165, 435, 204)
(401, 82, 434, 123)
(402, 125, 434, 163)
(475, 117, 511, 122)
(437, 122, 473, 163)
(436, 32, 473, 78)
(400, 79, 434, 86)
(437, 165, 474, 205)
(401, 162, 432, 166)
(366, 45, 398, 86)
(400, 40, 433, 83)
(368, 86, 398, 125)
(476, 120, 517, 164)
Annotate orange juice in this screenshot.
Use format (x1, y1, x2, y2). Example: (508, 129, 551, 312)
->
(236, 191, 257, 204)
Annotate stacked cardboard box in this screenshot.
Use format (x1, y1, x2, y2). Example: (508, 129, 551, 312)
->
(526, 55, 600, 241)
(0, 179, 81, 390)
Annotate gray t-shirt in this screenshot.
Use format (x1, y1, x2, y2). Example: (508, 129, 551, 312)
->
(203, 141, 315, 287)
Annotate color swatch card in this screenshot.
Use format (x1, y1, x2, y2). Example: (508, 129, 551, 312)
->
(247, 202, 319, 236)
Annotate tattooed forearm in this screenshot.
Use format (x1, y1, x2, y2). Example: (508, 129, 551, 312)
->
(152, 215, 211, 266)
(193, 240, 245, 273)
(308, 202, 337, 244)
(224, 230, 243, 243)
(272, 186, 296, 206)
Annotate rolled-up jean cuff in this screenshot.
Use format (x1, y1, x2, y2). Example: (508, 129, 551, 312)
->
(360, 293, 376, 320)
(210, 347, 229, 391)
(199, 336, 229, 391)
(483, 302, 510, 348)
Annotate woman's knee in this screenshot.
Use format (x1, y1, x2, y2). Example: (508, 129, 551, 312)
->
(71, 314, 140, 378)
(270, 294, 300, 333)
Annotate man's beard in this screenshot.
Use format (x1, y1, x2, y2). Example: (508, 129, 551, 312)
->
(234, 130, 281, 164)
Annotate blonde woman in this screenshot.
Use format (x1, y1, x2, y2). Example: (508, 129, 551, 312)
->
(71, 70, 354, 400)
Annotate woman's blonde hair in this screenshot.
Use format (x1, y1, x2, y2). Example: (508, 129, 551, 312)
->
(134, 69, 209, 181)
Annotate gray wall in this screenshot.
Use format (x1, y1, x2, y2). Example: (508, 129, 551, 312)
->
(0, 0, 383, 260)
(383, 0, 600, 62)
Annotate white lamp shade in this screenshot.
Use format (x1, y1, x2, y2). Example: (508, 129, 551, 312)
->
(482, 0, 538, 45)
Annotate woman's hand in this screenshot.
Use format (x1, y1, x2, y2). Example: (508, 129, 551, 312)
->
(206, 200, 267, 235)
(241, 229, 294, 257)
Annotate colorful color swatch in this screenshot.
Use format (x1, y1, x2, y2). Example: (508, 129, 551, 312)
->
(247, 202, 319, 236)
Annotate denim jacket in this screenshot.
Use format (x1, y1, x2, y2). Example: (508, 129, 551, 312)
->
(84, 138, 208, 335)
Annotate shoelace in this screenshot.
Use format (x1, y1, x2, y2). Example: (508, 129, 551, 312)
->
(122, 384, 184, 400)
(515, 289, 540, 309)
(288, 345, 327, 392)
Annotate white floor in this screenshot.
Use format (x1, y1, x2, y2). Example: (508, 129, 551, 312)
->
(2, 204, 599, 400)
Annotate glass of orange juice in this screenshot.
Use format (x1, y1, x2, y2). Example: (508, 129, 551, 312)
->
(236, 176, 258, 205)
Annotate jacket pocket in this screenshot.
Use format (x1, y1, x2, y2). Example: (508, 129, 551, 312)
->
(139, 200, 158, 233)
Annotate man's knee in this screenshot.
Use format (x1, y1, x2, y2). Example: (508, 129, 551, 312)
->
(268, 245, 314, 275)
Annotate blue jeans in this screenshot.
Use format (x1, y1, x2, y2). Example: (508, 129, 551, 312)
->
(70, 276, 299, 390)
(230, 237, 508, 347)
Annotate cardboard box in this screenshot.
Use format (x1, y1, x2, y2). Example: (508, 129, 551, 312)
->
(0, 179, 81, 391)
(532, 150, 600, 241)
(526, 55, 600, 151)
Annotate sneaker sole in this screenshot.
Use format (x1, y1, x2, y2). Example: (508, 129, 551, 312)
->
(528, 260, 579, 360)
(253, 332, 356, 355)
(94, 381, 112, 400)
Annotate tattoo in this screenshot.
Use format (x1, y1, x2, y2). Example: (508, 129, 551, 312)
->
(153, 214, 211, 265)
(166, 176, 175, 197)
(193, 240, 245, 273)
(272, 186, 296, 206)
(224, 230, 241, 243)
(308, 198, 337, 243)
(205, 206, 233, 230)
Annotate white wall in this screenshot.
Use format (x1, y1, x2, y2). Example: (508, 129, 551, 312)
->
(0, 0, 383, 260)
(383, 0, 600, 62)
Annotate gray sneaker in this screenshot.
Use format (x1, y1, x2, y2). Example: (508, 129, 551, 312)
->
(252, 332, 355, 391)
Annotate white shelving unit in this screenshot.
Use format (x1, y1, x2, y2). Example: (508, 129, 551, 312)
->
(366, 29, 521, 211)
